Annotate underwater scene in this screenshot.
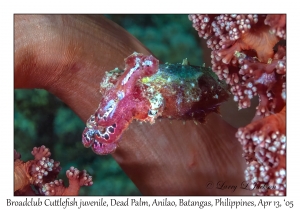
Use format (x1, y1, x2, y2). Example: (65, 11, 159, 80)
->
(14, 14, 286, 196)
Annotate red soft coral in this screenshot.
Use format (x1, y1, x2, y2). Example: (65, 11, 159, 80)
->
(14, 145, 93, 196)
(189, 14, 286, 195)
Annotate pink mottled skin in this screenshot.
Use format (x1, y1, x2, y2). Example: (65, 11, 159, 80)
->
(82, 53, 159, 154)
(82, 53, 231, 155)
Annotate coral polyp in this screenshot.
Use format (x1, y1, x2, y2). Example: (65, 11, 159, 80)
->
(82, 52, 229, 155)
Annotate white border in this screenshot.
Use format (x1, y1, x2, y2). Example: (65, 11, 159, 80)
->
(2, 0, 299, 209)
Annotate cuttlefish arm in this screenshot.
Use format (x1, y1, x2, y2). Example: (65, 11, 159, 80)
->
(14, 15, 248, 195)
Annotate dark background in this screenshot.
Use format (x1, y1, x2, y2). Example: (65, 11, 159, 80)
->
(14, 15, 204, 195)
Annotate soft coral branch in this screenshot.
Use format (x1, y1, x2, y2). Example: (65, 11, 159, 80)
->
(14, 145, 93, 196)
(189, 14, 286, 195)
(40, 167, 93, 196)
(189, 14, 286, 112)
(236, 106, 286, 195)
